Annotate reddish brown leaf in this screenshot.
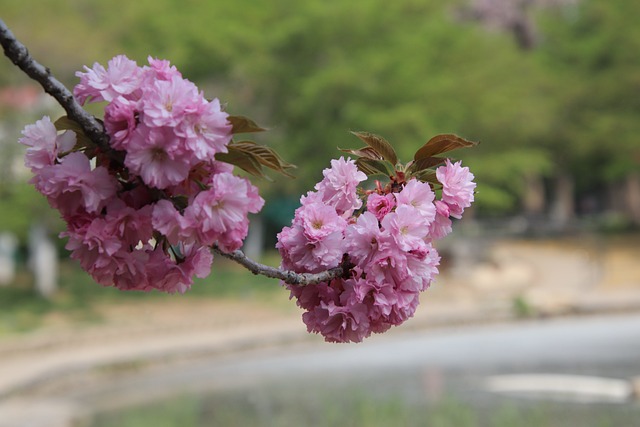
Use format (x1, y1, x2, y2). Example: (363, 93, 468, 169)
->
(350, 131, 398, 165)
(414, 134, 478, 161)
(227, 115, 267, 134)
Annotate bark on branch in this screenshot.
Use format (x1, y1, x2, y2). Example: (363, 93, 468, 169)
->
(0, 18, 110, 151)
(213, 246, 344, 286)
(0, 18, 341, 287)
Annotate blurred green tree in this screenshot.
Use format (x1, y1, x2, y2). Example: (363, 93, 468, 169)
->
(1, 0, 637, 225)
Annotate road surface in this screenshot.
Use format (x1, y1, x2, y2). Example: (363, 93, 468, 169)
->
(59, 313, 640, 414)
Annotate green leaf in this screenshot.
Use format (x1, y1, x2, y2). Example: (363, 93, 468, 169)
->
(408, 157, 446, 172)
(54, 115, 92, 149)
(355, 158, 394, 177)
(338, 146, 384, 160)
(216, 140, 296, 179)
(412, 168, 440, 186)
(215, 146, 267, 179)
(54, 116, 82, 132)
(230, 140, 297, 178)
(227, 115, 267, 134)
(413, 134, 478, 161)
(350, 131, 398, 165)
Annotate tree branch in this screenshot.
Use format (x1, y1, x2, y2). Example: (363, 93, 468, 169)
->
(0, 18, 110, 151)
(213, 245, 345, 286)
(0, 19, 343, 287)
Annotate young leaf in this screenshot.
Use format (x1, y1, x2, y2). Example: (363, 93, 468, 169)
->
(412, 168, 440, 186)
(407, 156, 446, 174)
(231, 140, 296, 178)
(215, 146, 267, 179)
(338, 146, 384, 160)
(227, 115, 267, 134)
(355, 158, 394, 177)
(350, 131, 398, 165)
(414, 134, 478, 161)
(54, 115, 93, 149)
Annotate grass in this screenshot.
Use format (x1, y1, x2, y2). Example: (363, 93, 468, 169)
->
(0, 254, 283, 335)
(89, 387, 640, 427)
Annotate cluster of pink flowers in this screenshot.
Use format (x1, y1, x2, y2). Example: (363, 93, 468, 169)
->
(20, 56, 263, 293)
(277, 158, 475, 343)
(76, 55, 232, 189)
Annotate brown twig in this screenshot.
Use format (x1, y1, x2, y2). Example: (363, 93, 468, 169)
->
(0, 18, 110, 151)
(213, 245, 344, 286)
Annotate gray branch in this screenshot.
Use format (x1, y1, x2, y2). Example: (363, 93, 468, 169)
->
(0, 18, 343, 287)
(0, 18, 110, 151)
(213, 246, 345, 286)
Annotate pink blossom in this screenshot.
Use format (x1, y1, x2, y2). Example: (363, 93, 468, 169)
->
(305, 298, 371, 343)
(278, 198, 347, 273)
(344, 211, 382, 266)
(142, 76, 200, 128)
(299, 189, 323, 206)
(385, 290, 420, 326)
(118, 185, 155, 210)
(64, 227, 151, 291)
(394, 178, 436, 225)
(277, 224, 345, 273)
(103, 199, 154, 248)
(365, 244, 410, 290)
(145, 56, 182, 81)
(152, 199, 191, 245)
(314, 157, 367, 216)
(276, 225, 309, 272)
(296, 279, 371, 343)
(279, 154, 473, 342)
(348, 276, 397, 329)
(104, 248, 152, 291)
(163, 161, 234, 197)
(286, 278, 329, 311)
(24, 56, 273, 296)
(404, 244, 440, 292)
(74, 55, 142, 104)
(296, 202, 347, 242)
(103, 96, 139, 150)
(19, 116, 75, 171)
(429, 201, 453, 240)
(185, 172, 264, 251)
(36, 152, 118, 215)
(380, 205, 430, 252)
(176, 98, 232, 160)
(64, 215, 122, 259)
(124, 127, 192, 189)
(147, 244, 213, 294)
(436, 159, 476, 218)
(366, 193, 395, 222)
(78, 246, 145, 291)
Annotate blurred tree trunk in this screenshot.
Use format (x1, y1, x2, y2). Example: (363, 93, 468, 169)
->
(624, 172, 640, 226)
(463, 0, 579, 225)
(550, 172, 574, 228)
(523, 174, 545, 217)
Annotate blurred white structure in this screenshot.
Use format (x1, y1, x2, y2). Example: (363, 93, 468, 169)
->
(0, 232, 18, 285)
(29, 225, 58, 298)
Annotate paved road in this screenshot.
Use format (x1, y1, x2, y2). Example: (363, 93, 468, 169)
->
(5, 313, 640, 426)
(64, 313, 640, 414)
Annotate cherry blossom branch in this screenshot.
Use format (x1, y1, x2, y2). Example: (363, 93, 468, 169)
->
(0, 19, 346, 287)
(0, 18, 110, 151)
(212, 245, 345, 286)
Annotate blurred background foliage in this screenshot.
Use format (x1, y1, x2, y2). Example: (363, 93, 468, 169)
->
(1, 0, 639, 235)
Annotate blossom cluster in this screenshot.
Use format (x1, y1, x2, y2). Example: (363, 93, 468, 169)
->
(20, 56, 263, 293)
(277, 157, 475, 343)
